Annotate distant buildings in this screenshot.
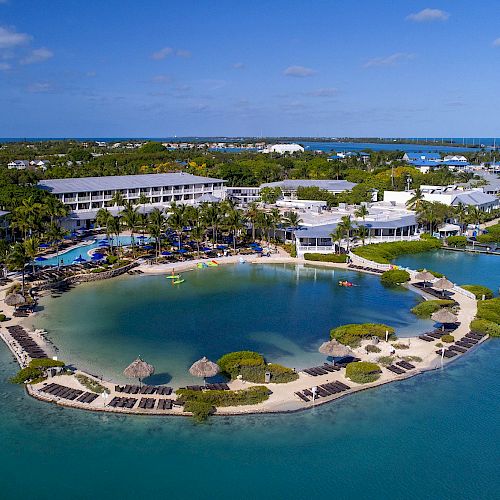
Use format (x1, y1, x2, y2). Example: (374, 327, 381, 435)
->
(260, 143, 305, 154)
(7, 160, 29, 170)
(260, 180, 356, 200)
(402, 152, 470, 173)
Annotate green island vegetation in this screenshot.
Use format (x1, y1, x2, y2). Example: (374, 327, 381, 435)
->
(75, 374, 110, 394)
(330, 323, 395, 347)
(353, 238, 442, 264)
(380, 269, 410, 286)
(441, 334, 455, 343)
(365, 344, 381, 353)
(470, 298, 500, 337)
(446, 235, 467, 248)
(462, 285, 494, 300)
(345, 361, 381, 384)
(402, 355, 422, 363)
(391, 343, 410, 350)
(476, 223, 500, 243)
(10, 358, 65, 384)
(303, 253, 347, 263)
(177, 386, 271, 421)
(416, 268, 443, 278)
(411, 299, 456, 318)
(216, 351, 298, 383)
(0, 313, 7, 322)
(377, 356, 395, 366)
(280, 243, 297, 257)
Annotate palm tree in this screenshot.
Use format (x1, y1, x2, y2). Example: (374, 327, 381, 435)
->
(330, 225, 345, 254)
(201, 202, 222, 245)
(225, 209, 246, 251)
(357, 225, 368, 246)
(190, 223, 205, 257)
(44, 196, 69, 226)
(453, 203, 468, 234)
(148, 208, 164, 259)
(121, 200, 139, 255)
(7, 243, 29, 293)
(355, 205, 370, 243)
(283, 211, 303, 245)
(137, 193, 149, 238)
(337, 215, 353, 252)
(406, 188, 424, 211)
(96, 208, 114, 253)
(168, 202, 187, 251)
(45, 223, 67, 269)
(111, 191, 125, 208)
(246, 202, 261, 242)
(269, 208, 282, 248)
(23, 236, 40, 275)
(107, 216, 121, 255)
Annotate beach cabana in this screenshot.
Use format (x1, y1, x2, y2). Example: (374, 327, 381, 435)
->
(433, 277, 454, 297)
(415, 269, 434, 287)
(5, 293, 26, 309)
(123, 357, 155, 386)
(91, 252, 105, 261)
(319, 340, 354, 360)
(73, 255, 86, 263)
(431, 309, 458, 330)
(161, 251, 172, 256)
(189, 357, 220, 384)
(34, 256, 47, 262)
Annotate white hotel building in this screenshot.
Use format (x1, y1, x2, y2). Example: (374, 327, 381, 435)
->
(38, 173, 226, 230)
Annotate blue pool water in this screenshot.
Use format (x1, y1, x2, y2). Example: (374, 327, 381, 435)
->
(36, 235, 141, 266)
(394, 250, 500, 293)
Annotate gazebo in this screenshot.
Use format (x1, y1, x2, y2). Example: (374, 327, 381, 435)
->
(189, 357, 220, 384)
(431, 308, 458, 330)
(5, 293, 26, 310)
(318, 340, 354, 359)
(433, 277, 454, 297)
(123, 357, 155, 386)
(415, 269, 435, 287)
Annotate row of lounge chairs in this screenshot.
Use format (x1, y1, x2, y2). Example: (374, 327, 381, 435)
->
(413, 282, 454, 299)
(437, 331, 486, 359)
(348, 264, 384, 274)
(295, 380, 351, 402)
(386, 360, 416, 375)
(108, 396, 174, 410)
(41, 383, 83, 401)
(7, 325, 47, 359)
(115, 384, 172, 395)
(302, 358, 362, 377)
(181, 383, 230, 391)
(127, 269, 143, 275)
(418, 326, 459, 342)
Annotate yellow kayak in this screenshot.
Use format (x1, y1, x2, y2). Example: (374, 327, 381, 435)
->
(173, 279, 185, 284)
(166, 275, 180, 279)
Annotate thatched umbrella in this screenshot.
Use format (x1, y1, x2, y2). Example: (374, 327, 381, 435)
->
(123, 357, 155, 386)
(5, 293, 26, 309)
(431, 308, 458, 330)
(189, 356, 220, 384)
(415, 269, 435, 287)
(433, 277, 454, 297)
(318, 340, 354, 359)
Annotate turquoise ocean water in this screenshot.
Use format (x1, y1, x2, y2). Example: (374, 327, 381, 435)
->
(1, 257, 498, 499)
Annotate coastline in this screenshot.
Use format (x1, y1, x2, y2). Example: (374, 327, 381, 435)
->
(0, 253, 484, 418)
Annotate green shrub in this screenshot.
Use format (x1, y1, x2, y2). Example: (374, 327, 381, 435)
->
(184, 400, 214, 422)
(0, 313, 6, 322)
(403, 356, 422, 363)
(470, 318, 500, 337)
(106, 255, 119, 265)
(345, 362, 381, 384)
(377, 356, 395, 366)
(446, 235, 467, 248)
(476, 224, 500, 243)
(330, 323, 395, 347)
(177, 386, 271, 410)
(476, 298, 500, 324)
(381, 269, 410, 286)
(352, 239, 441, 264)
(441, 334, 454, 343)
(365, 344, 381, 353)
(281, 243, 297, 257)
(462, 285, 494, 300)
(10, 366, 43, 384)
(304, 253, 347, 263)
(436, 342, 443, 347)
(75, 374, 109, 394)
(239, 363, 298, 384)
(391, 343, 409, 350)
(29, 358, 65, 368)
(411, 299, 456, 318)
(417, 268, 443, 278)
(217, 351, 264, 378)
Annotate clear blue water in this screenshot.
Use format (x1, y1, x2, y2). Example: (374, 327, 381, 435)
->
(36, 235, 140, 266)
(394, 250, 500, 293)
(32, 264, 431, 386)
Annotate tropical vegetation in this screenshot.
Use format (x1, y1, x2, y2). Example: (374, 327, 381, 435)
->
(345, 361, 381, 384)
(330, 323, 395, 347)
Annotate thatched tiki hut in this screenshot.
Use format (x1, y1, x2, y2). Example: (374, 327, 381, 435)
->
(123, 357, 155, 386)
(431, 309, 458, 330)
(433, 277, 454, 297)
(5, 293, 26, 310)
(189, 357, 220, 384)
(318, 340, 354, 360)
(414, 269, 435, 287)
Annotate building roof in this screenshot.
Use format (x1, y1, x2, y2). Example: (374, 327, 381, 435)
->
(0, 210, 9, 217)
(451, 191, 498, 206)
(408, 160, 438, 167)
(405, 153, 441, 161)
(38, 173, 226, 194)
(196, 193, 221, 203)
(260, 179, 356, 192)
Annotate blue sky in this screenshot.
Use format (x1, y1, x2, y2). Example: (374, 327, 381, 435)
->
(0, 0, 499, 137)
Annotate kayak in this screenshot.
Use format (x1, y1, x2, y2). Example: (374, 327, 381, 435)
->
(207, 262, 218, 267)
(173, 279, 185, 284)
(166, 275, 180, 279)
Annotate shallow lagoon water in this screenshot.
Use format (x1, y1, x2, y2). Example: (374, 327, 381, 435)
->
(32, 264, 431, 385)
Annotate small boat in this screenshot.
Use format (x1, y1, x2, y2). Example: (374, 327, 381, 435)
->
(197, 262, 208, 268)
(338, 280, 354, 287)
(166, 275, 180, 279)
(207, 261, 218, 267)
(172, 279, 185, 284)
(239, 257, 246, 264)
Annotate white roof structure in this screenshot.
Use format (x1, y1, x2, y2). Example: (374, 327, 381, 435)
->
(261, 179, 356, 193)
(38, 173, 225, 194)
(261, 143, 304, 154)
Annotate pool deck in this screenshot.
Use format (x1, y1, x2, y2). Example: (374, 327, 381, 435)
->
(0, 252, 486, 417)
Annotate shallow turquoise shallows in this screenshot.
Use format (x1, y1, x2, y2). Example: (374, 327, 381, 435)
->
(0, 338, 499, 500)
(394, 250, 500, 293)
(32, 264, 432, 386)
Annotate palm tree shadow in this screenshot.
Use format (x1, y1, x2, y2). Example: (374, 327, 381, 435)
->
(144, 372, 172, 385)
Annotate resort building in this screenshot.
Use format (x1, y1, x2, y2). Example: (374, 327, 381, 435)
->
(384, 185, 499, 212)
(402, 152, 470, 172)
(260, 180, 356, 200)
(292, 201, 419, 256)
(38, 173, 226, 230)
(260, 143, 305, 154)
(225, 187, 261, 204)
(7, 160, 29, 170)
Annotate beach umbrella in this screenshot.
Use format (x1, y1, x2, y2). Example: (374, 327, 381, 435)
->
(318, 340, 354, 359)
(73, 255, 86, 263)
(433, 277, 454, 297)
(39, 243, 51, 248)
(189, 356, 220, 384)
(415, 269, 434, 287)
(97, 239, 108, 244)
(91, 252, 105, 261)
(177, 248, 187, 254)
(123, 357, 155, 386)
(431, 308, 458, 327)
(202, 247, 211, 252)
(34, 256, 47, 262)
(161, 251, 172, 256)
(142, 245, 154, 250)
(5, 293, 26, 309)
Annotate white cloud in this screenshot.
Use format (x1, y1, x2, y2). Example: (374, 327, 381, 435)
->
(151, 47, 191, 60)
(26, 82, 54, 93)
(151, 47, 173, 60)
(0, 62, 10, 71)
(493, 38, 500, 47)
(406, 8, 449, 22)
(307, 87, 338, 97)
(0, 26, 31, 48)
(283, 65, 316, 77)
(364, 52, 414, 68)
(232, 62, 245, 69)
(20, 47, 53, 64)
(151, 74, 172, 84)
